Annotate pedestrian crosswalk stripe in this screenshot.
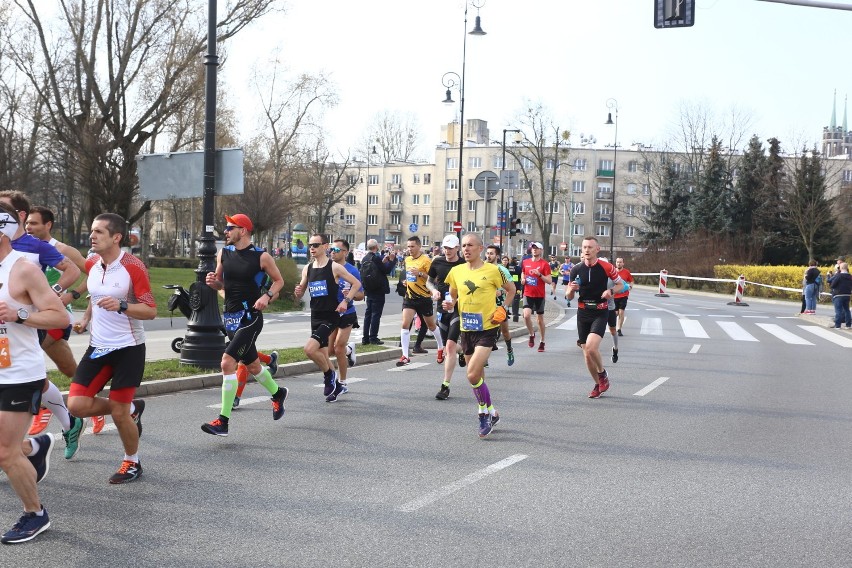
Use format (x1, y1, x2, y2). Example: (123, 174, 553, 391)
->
(556, 316, 577, 330)
(388, 362, 431, 372)
(640, 318, 663, 335)
(716, 321, 759, 341)
(755, 323, 813, 345)
(679, 319, 709, 338)
(798, 326, 852, 348)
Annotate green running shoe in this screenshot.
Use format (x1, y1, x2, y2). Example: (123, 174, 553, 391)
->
(63, 415, 84, 460)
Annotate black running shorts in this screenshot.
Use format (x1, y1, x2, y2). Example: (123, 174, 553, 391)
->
(402, 297, 434, 318)
(577, 309, 608, 343)
(0, 379, 45, 414)
(524, 296, 545, 314)
(459, 327, 499, 356)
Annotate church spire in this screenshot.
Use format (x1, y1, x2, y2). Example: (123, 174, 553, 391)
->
(843, 95, 848, 133)
(831, 89, 837, 130)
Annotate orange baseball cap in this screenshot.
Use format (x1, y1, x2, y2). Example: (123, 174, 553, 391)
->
(225, 213, 253, 232)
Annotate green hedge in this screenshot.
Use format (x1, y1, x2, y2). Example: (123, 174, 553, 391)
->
(714, 264, 834, 301)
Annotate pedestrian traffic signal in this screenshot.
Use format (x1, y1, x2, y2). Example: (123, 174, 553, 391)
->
(509, 218, 522, 236)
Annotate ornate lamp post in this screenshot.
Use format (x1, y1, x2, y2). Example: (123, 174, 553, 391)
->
(441, 0, 486, 239)
(605, 98, 619, 260)
(363, 145, 378, 247)
(499, 128, 521, 249)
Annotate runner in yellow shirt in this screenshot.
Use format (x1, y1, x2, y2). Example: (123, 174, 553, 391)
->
(444, 234, 515, 438)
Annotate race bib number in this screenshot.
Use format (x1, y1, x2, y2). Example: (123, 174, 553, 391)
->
(525, 275, 538, 286)
(461, 312, 484, 331)
(308, 280, 329, 297)
(90, 347, 118, 359)
(223, 310, 245, 332)
(0, 337, 10, 368)
(406, 270, 417, 283)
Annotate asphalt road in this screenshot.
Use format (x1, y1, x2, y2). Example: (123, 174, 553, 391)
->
(5, 288, 851, 566)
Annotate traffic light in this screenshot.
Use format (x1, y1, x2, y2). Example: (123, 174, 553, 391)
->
(654, 0, 694, 28)
(509, 218, 522, 236)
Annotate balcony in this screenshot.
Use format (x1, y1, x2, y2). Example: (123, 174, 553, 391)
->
(595, 191, 613, 200)
(596, 169, 614, 178)
(385, 223, 402, 233)
(594, 213, 612, 222)
(386, 202, 403, 211)
(388, 182, 404, 192)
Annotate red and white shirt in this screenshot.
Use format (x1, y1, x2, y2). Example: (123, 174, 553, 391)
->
(86, 251, 156, 348)
(521, 257, 551, 298)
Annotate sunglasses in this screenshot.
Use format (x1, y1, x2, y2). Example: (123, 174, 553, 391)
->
(224, 225, 241, 232)
(308, 242, 324, 248)
(330, 246, 344, 253)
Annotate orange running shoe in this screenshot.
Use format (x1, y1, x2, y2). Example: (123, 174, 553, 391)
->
(92, 415, 106, 434)
(28, 408, 52, 436)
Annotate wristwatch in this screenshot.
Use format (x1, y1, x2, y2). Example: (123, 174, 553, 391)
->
(69, 289, 81, 300)
(117, 299, 128, 314)
(265, 289, 274, 299)
(15, 307, 29, 324)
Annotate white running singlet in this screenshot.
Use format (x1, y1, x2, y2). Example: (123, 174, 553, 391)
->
(0, 251, 49, 384)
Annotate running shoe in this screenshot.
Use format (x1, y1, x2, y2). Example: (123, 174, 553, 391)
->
(28, 408, 51, 436)
(599, 375, 610, 395)
(577, 339, 583, 349)
(611, 348, 619, 363)
(109, 460, 142, 484)
(27, 433, 54, 483)
(412, 346, 428, 354)
(478, 413, 493, 438)
(507, 348, 515, 366)
(491, 412, 500, 430)
(458, 351, 466, 368)
(338, 381, 349, 395)
(396, 356, 411, 367)
(617, 329, 623, 337)
(268, 351, 279, 375)
(325, 381, 345, 402)
(528, 334, 535, 348)
(435, 384, 450, 400)
(346, 342, 356, 367)
(271, 387, 288, 420)
(370, 338, 385, 345)
(323, 371, 337, 396)
(201, 418, 229, 436)
(436, 349, 445, 364)
(1, 509, 50, 544)
(62, 415, 84, 460)
(538, 342, 545, 353)
(589, 384, 601, 399)
(232, 396, 240, 409)
(130, 399, 145, 437)
(92, 415, 106, 434)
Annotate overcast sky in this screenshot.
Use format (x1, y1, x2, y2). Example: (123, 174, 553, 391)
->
(223, 0, 852, 158)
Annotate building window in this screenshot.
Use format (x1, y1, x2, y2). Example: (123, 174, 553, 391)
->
(345, 214, 356, 226)
(521, 157, 533, 169)
(422, 215, 430, 226)
(626, 204, 635, 217)
(345, 233, 355, 244)
(551, 223, 559, 234)
(520, 222, 532, 234)
(423, 194, 430, 205)
(390, 213, 401, 224)
(469, 157, 482, 168)
(517, 201, 533, 213)
(573, 224, 585, 236)
(346, 195, 356, 205)
(468, 200, 477, 212)
(411, 215, 419, 225)
(572, 181, 585, 193)
(596, 225, 610, 237)
(368, 195, 379, 205)
(642, 184, 651, 195)
(391, 174, 402, 184)
(412, 194, 420, 205)
(545, 202, 560, 213)
(643, 161, 652, 173)
(447, 157, 457, 169)
(843, 170, 852, 182)
(545, 180, 560, 191)
(446, 200, 458, 211)
(446, 221, 455, 232)
(521, 179, 532, 190)
(545, 159, 556, 169)
(598, 204, 612, 216)
(413, 173, 421, 184)
(424, 173, 432, 184)
(368, 174, 379, 185)
(598, 159, 613, 170)
(347, 174, 359, 185)
(626, 183, 637, 195)
(573, 158, 587, 171)
(493, 156, 503, 168)
(467, 221, 476, 232)
(446, 179, 458, 190)
(391, 193, 402, 204)
(597, 183, 612, 193)
(625, 226, 635, 238)
(468, 179, 475, 190)
(641, 205, 650, 217)
(628, 160, 638, 172)
(367, 214, 378, 226)
(574, 202, 586, 215)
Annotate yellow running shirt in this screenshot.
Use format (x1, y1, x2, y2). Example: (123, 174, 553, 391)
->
(446, 262, 507, 332)
(403, 254, 432, 299)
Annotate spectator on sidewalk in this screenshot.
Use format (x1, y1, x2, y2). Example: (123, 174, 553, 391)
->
(360, 239, 396, 345)
(803, 260, 820, 314)
(827, 262, 852, 329)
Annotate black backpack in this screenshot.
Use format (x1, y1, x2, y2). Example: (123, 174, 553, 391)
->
(359, 252, 384, 293)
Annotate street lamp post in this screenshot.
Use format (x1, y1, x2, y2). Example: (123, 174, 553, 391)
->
(180, 0, 225, 368)
(363, 145, 378, 247)
(59, 192, 66, 244)
(442, 0, 486, 239)
(605, 98, 619, 260)
(499, 128, 521, 250)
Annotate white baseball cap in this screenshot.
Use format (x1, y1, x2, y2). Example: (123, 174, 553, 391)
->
(530, 241, 543, 249)
(441, 234, 460, 248)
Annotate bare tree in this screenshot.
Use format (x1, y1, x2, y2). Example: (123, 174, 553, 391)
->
(504, 102, 571, 249)
(297, 139, 358, 237)
(366, 110, 422, 163)
(2, 0, 278, 230)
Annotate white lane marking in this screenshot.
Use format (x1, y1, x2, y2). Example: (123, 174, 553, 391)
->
(716, 321, 759, 342)
(799, 326, 852, 348)
(640, 318, 663, 335)
(388, 362, 430, 372)
(708, 314, 735, 318)
(397, 454, 528, 512)
(689, 344, 701, 354)
(556, 315, 577, 330)
(755, 323, 813, 345)
(679, 319, 709, 338)
(208, 395, 269, 409)
(634, 377, 670, 397)
(313, 377, 368, 388)
(742, 315, 770, 319)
